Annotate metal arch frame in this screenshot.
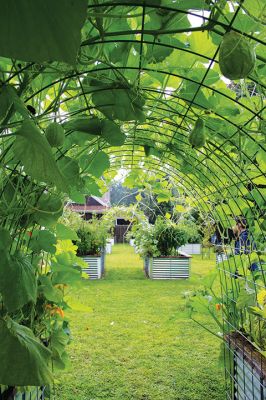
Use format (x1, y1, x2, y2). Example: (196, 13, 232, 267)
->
(85, 2, 266, 53)
(105, 144, 266, 238)
(0, 0, 263, 219)
(22, 65, 265, 168)
(31, 76, 265, 179)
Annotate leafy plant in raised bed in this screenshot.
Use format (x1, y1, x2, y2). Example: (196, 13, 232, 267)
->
(76, 218, 109, 257)
(185, 251, 266, 354)
(132, 217, 188, 258)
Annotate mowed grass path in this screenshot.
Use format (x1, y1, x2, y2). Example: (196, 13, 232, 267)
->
(55, 245, 225, 400)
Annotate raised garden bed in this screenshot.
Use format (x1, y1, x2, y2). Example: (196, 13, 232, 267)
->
(179, 243, 202, 255)
(105, 242, 112, 254)
(226, 332, 266, 400)
(144, 252, 191, 279)
(82, 254, 104, 279)
(0, 386, 46, 400)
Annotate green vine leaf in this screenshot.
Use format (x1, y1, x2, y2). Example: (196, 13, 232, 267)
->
(0, 252, 37, 312)
(56, 223, 79, 241)
(29, 230, 57, 254)
(38, 275, 63, 303)
(13, 120, 68, 192)
(33, 193, 64, 228)
(102, 120, 126, 146)
(92, 88, 146, 122)
(65, 117, 102, 135)
(86, 151, 110, 178)
(0, 318, 52, 385)
(57, 156, 80, 188)
(0, 0, 87, 64)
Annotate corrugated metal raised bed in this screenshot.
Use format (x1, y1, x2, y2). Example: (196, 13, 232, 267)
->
(82, 254, 104, 279)
(145, 252, 191, 279)
(179, 243, 201, 255)
(0, 386, 46, 400)
(226, 333, 266, 400)
(105, 242, 112, 254)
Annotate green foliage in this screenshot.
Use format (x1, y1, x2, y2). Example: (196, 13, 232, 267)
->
(33, 193, 64, 228)
(130, 221, 159, 257)
(185, 252, 266, 352)
(59, 208, 84, 232)
(29, 230, 57, 254)
(0, 0, 87, 63)
(101, 120, 126, 146)
(110, 182, 138, 206)
(65, 117, 102, 135)
(0, 227, 11, 250)
(178, 212, 202, 243)
(155, 217, 188, 256)
(0, 318, 53, 386)
(56, 223, 79, 241)
(132, 217, 188, 257)
(92, 86, 146, 122)
(57, 156, 80, 187)
(0, 252, 37, 312)
(86, 151, 110, 178)
(13, 120, 67, 191)
(102, 205, 147, 228)
(177, 221, 201, 244)
(75, 218, 109, 256)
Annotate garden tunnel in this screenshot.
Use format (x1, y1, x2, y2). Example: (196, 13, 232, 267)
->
(0, 1, 265, 399)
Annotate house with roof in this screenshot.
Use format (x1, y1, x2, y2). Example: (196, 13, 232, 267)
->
(68, 192, 110, 220)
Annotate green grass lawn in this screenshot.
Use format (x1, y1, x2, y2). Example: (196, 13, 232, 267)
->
(55, 245, 225, 400)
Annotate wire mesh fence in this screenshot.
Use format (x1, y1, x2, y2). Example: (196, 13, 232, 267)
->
(216, 237, 266, 399)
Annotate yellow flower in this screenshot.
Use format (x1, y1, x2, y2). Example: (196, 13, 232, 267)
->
(56, 239, 78, 255)
(257, 289, 266, 306)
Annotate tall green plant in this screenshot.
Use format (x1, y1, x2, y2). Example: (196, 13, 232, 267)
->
(132, 217, 188, 257)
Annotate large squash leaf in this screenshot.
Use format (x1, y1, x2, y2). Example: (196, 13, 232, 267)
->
(57, 156, 80, 187)
(65, 117, 102, 135)
(29, 230, 57, 254)
(33, 193, 64, 228)
(92, 88, 146, 122)
(102, 120, 126, 146)
(0, 0, 87, 64)
(56, 223, 79, 241)
(0, 318, 52, 385)
(0, 252, 37, 312)
(13, 120, 68, 191)
(50, 327, 70, 370)
(38, 275, 63, 303)
(86, 151, 110, 178)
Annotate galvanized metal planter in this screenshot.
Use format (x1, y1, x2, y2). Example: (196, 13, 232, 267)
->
(179, 243, 202, 255)
(226, 333, 266, 400)
(105, 242, 112, 254)
(0, 386, 46, 400)
(145, 253, 191, 279)
(107, 238, 114, 246)
(82, 254, 104, 279)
